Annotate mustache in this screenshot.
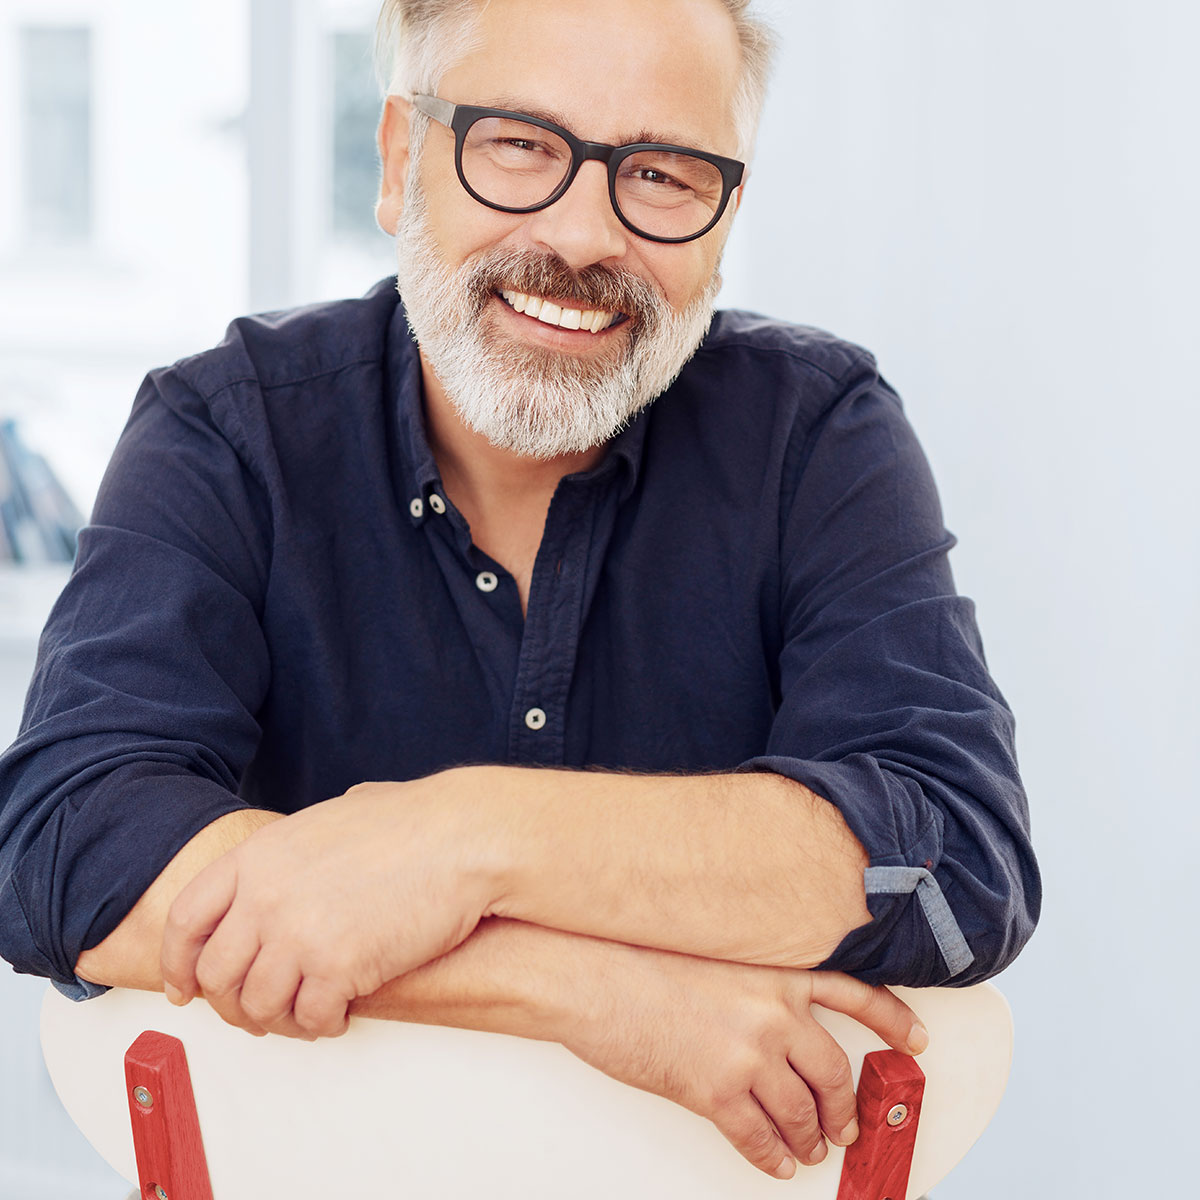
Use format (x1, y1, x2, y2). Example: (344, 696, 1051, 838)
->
(463, 248, 664, 330)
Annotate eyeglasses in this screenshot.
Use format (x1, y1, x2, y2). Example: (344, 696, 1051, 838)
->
(411, 94, 744, 245)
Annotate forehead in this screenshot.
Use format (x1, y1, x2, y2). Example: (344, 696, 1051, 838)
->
(440, 0, 743, 156)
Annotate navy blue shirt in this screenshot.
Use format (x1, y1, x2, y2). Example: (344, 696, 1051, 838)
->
(0, 278, 1039, 998)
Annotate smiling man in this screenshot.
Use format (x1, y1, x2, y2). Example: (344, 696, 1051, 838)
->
(0, 0, 1039, 1183)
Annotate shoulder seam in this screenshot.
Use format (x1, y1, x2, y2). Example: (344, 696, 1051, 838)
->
(185, 354, 385, 405)
(694, 338, 875, 386)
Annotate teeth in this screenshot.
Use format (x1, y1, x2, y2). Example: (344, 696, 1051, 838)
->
(500, 289, 616, 334)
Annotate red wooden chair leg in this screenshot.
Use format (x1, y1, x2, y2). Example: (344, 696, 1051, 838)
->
(124, 1030, 214, 1200)
(836, 1049, 926, 1200)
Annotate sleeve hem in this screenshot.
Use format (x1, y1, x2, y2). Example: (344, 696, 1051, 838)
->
(52, 976, 110, 1001)
(863, 865, 974, 977)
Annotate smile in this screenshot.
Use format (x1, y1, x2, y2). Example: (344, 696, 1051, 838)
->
(498, 289, 625, 334)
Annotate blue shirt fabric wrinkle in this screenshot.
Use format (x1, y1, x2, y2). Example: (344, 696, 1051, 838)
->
(0, 277, 1040, 999)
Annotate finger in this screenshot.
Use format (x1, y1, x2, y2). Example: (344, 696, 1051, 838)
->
(190, 919, 266, 1036)
(161, 855, 239, 1004)
(193, 934, 266, 1037)
(202, 980, 267, 1037)
(193, 908, 262, 1003)
(752, 1073, 826, 1166)
(292, 975, 352, 1040)
(239, 945, 303, 1031)
(787, 1024, 858, 1147)
(809, 972, 928, 1054)
(712, 1095, 798, 1181)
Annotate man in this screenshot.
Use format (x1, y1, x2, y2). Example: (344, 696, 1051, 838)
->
(0, 0, 1038, 1182)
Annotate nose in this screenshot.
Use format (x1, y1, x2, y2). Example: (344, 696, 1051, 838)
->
(523, 161, 628, 269)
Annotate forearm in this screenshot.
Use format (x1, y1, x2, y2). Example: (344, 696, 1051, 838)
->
(74, 808, 282, 989)
(350, 917, 597, 1042)
(471, 766, 871, 969)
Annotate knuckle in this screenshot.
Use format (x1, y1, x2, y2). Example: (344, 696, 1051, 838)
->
(163, 895, 194, 936)
(872, 984, 908, 1023)
(778, 1098, 818, 1131)
(814, 1052, 853, 1092)
(241, 996, 284, 1025)
(293, 1000, 326, 1034)
(742, 1123, 780, 1161)
(708, 1071, 752, 1115)
(194, 960, 231, 996)
(699, 1083, 731, 1117)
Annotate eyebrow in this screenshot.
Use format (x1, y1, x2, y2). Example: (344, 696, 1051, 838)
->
(479, 95, 708, 152)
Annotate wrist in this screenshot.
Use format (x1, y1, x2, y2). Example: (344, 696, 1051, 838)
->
(443, 765, 522, 921)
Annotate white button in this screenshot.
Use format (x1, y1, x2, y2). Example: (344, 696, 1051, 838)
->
(475, 571, 498, 593)
(429, 493, 446, 515)
(524, 707, 547, 731)
(409, 497, 424, 519)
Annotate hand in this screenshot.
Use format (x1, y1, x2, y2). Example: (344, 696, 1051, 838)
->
(559, 946, 927, 1181)
(160, 776, 495, 1037)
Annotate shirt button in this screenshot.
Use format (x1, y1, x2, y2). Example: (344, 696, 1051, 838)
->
(475, 571, 498, 593)
(524, 707, 547, 731)
(409, 497, 424, 519)
(429, 493, 446, 515)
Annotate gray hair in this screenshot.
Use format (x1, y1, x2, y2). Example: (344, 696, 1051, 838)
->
(373, 0, 777, 160)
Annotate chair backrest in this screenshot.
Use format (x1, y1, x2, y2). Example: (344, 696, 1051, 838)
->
(41, 982, 1012, 1200)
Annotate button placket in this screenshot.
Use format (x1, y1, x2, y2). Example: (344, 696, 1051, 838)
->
(505, 482, 606, 766)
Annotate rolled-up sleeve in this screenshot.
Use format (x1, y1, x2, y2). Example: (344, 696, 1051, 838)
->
(740, 367, 1039, 986)
(0, 367, 271, 995)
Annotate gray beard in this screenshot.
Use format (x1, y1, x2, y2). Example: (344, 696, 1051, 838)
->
(393, 180, 720, 460)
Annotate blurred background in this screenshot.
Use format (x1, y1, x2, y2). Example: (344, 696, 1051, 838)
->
(1, 0, 1196, 1195)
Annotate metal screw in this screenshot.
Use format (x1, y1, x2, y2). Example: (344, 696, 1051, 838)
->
(886, 1103, 908, 1127)
(133, 1086, 153, 1108)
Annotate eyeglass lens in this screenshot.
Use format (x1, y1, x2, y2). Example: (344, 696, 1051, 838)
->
(461, 115, 726, 240)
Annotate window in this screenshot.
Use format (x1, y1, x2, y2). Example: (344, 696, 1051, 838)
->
(20, 27, 93, 242)
(330, 30, 381, 239)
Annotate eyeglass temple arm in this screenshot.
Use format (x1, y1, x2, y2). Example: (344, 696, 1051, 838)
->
(410, 94, 455, 127)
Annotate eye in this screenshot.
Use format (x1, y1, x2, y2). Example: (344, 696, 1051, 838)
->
(466, 117, 571, 169)
(626, 164, 689, 191)
(496, 137, 547, 154)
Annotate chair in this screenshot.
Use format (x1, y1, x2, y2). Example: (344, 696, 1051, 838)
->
(41, 982, 1012, 1199)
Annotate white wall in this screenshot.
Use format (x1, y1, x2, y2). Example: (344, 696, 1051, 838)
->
(2, 0, 1197, 1196)
(723, 1, 1198, 1195)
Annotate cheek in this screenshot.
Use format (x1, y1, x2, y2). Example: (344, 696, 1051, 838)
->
(424, 190, 535, 266)
(649, 249, 721, 310)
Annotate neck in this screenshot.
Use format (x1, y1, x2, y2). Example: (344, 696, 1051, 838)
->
(420, 355, 608, 511)
(419, 355, 609, 615)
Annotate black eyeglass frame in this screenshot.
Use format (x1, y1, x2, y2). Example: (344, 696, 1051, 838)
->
(411, 94, 745, 245)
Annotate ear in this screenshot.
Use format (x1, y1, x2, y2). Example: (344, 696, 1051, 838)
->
(727, 174, 749, 221)
(376, 94, 413, 236)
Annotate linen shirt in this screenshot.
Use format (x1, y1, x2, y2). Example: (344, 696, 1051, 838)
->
(0, 278, 1040, 998)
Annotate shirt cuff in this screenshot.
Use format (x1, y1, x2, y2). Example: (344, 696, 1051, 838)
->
(52, 976, 110, 1002)
(736, 753, 973, 984)
(863, 865, 974, 976)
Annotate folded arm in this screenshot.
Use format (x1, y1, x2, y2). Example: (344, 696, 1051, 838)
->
(151, 763, 870, 1038)
(75, 806, 923, 1182)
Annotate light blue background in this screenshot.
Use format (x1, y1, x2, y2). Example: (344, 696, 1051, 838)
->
(2, 0, 1197, 1195)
